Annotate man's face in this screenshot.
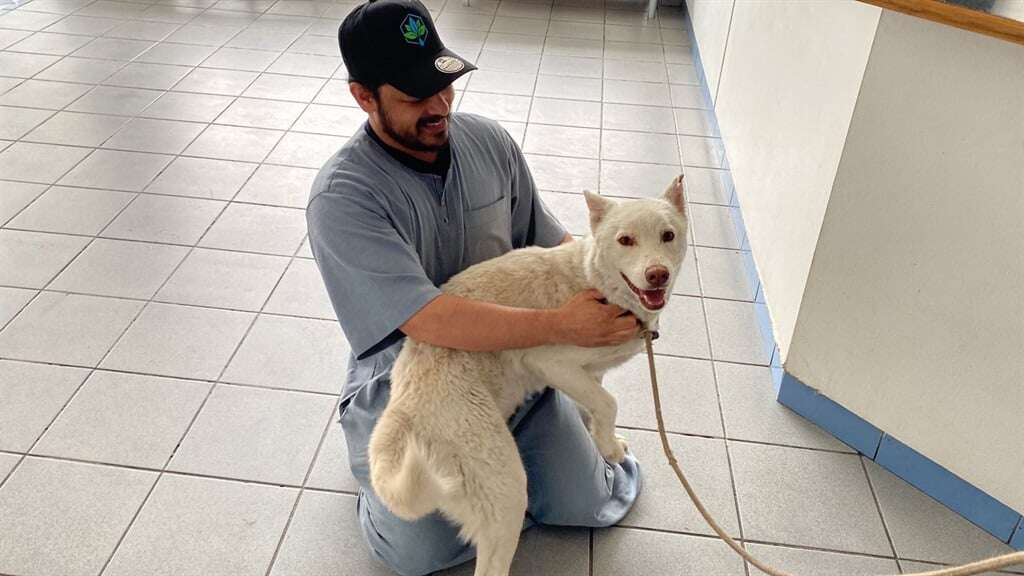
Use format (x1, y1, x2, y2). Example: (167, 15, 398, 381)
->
(373, 84, 455, 152)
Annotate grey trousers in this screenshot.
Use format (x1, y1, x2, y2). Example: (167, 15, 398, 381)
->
(339, 379, 642, 576)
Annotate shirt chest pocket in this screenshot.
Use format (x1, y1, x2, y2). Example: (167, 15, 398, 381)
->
(463, 195, 513, 266)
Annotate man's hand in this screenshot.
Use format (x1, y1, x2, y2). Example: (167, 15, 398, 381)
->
(552, 289, 640, 347)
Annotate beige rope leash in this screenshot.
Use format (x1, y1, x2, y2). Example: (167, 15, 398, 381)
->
(641, 331, 1024, 576)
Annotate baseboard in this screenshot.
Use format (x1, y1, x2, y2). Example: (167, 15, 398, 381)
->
(1011, 518, 1024, 549)
(777, 373, 1024, 549)
(775, 373, 883, 458)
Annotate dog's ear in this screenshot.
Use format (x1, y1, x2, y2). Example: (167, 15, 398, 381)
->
(664, 174, 686, 216)
(583, 190, 612, 229)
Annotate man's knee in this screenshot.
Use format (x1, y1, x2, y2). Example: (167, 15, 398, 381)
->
(530, 452, 643, 528)
(357, 491, 473, 576)
(365, 537, 468, 576)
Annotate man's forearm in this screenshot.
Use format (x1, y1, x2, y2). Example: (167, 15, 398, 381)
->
(400, 294, 563, 352)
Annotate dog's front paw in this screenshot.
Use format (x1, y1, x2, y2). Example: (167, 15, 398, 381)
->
(599, 436, 628, 465)
(615, 434, 630, 454)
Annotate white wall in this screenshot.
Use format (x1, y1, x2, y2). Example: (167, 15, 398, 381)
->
(786, 10, 1024, 511)
(685, 0, 733, 104)
(689, 0, 881, 360)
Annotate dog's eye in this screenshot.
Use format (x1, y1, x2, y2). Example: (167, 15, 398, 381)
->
(661, 231, 675, 243)
(617, 236, 635, 246)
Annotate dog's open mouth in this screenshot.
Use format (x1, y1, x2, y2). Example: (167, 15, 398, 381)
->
(621, 273, 666, 311)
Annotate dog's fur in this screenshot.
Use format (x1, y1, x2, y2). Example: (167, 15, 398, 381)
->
(368, 177, 689, 576)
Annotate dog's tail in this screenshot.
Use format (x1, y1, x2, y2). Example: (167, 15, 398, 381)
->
(368, 409, 445, 521)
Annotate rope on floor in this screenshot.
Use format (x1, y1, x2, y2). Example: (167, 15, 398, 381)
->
(641, 331, 1024, 576)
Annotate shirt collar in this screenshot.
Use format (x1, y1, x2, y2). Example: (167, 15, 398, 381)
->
(364, 122, 451, 180)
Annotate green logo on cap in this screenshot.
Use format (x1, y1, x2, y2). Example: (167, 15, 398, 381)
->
(401, 14, 428, 46)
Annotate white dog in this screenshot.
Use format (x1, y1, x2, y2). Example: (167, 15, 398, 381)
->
(368, 176, 689, 576)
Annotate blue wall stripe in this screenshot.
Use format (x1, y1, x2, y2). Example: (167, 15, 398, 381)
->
(776, 373, 883, 457)
(875, 435, 1021, 543)
(1010, 517, 1024, 550)
(777, 372, 1024, 548)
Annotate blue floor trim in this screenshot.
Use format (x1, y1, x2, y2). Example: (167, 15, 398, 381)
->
(776, 373, 883, 457)
(777, 372, 1024, 548)
(875, 435, 1021, 543)
(1011, 518, 1024, 549)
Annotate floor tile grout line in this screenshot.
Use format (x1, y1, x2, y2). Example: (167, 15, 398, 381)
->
(0, 285, 334, 322)
(262, 400, 338, 576)
(589, 524, 596, 576)
(16, 0, 337, 120)
(714, 361, 753, 576)
(64, 22, 301, 350)
(4, 86, 716, 132)
(0, 178, 53, 233)
(738, 536, 902, 563)
(9, 190, 727, 233)
(9, 7, 301, 571)
(96, 160, 294, 574)
(0, 182, 311, 214)
(0, 285, 763, 353)
(664, 38, 750, 576)
(94, 448, 168, 575)
(2, 446, 925, 565)
(0, 451, 25, 493)
(7, 15, 349, 569)
(594, 11, 604, 199)
(860, 455, 903, 563)
(0, 196, 142, 491)
(13, 0, 195, 89)
(0, 157, 737, 202)
(6, 447, 360, 491)
(0, 347, 856, 455)
(0, 340, 779, 400)
(615, 423, 862, 456)
(720, 435, 858, 457)
(610, 522, 905, 561)
(0, 283, 44, 343)
(0, 0, 223, 208)
(141, 68, 325, 563)
(2, 305, 773, 369)
(128, 5, 301, 169)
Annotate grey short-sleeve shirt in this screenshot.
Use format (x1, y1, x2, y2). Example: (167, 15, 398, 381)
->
(306, 112, 567, 405)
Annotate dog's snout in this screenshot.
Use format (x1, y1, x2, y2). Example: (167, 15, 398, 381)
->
(645, 265, 670, 287)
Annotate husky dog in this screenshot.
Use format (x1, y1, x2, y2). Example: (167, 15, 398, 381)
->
(368, 176, 688, 576)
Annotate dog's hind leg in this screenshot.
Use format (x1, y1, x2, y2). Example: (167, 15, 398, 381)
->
(471, 509, 523, 576)
(439, 423, 527, 576)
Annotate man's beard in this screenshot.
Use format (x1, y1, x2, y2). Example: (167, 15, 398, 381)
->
(378, 103, 449, 152)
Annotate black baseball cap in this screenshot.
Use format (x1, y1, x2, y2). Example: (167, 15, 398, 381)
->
(339, 0, 476, 99)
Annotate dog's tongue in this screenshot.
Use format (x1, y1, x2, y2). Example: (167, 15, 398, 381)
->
(640, 289, 666, 310)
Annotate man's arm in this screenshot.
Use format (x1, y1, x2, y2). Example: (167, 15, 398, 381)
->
(401, 233, 627, 352)
(401, 295, 560, 351)
(401, 290, 638, 352)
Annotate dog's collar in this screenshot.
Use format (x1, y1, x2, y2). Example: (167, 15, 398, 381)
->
(596, 296, 659, 340)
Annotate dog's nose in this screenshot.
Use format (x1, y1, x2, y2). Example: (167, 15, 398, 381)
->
(645, 265, 670, 287)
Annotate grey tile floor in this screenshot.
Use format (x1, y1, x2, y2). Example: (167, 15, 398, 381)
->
(0, 0, 1019, 574)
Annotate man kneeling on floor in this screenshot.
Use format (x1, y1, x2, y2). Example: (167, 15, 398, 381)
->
(306, 1, 642, 573)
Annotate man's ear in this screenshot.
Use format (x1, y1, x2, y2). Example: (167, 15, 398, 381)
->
(350, 82, 378, 114)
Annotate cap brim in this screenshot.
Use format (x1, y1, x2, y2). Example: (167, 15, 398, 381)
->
(387, 47, 477, 100)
